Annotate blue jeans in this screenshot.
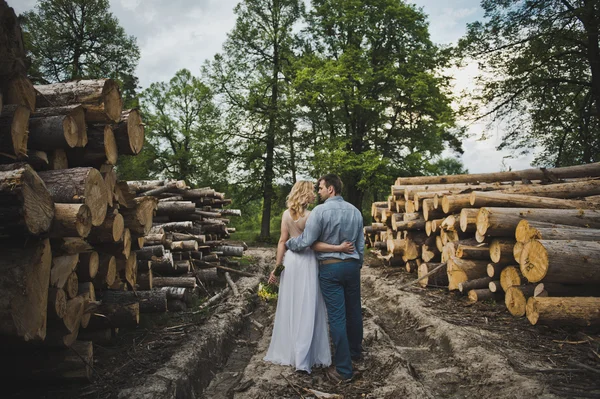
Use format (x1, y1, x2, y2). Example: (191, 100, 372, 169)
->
(319, 260, 363, 379)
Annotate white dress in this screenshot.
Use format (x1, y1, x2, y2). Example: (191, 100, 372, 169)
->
(263, 210, 332, 373)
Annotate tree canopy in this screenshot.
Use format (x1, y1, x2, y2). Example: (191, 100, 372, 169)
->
(459, 0, 600, 167)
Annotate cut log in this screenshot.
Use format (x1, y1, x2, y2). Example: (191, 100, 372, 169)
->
(150, 221, 194, 233)
(395, 162, 600, 185)
(404, 259, 420, 273)
(48, 203, 92, 238)
(95, 228, 131, 260)
(136, 245, 166, 260)
(504, 285, 537, 317)
(487, 262, 510, 279)
(28, 114, 79, 151)
(5, 74, 35, 111)
(526, 297, 600, 326)
(121, 196, 158, 235)
(35, 79, 122, 123)
(112, 109, 144, 155)
(459, 208, 479, 233)
(422, 199, 445, 221)
(467, 289, 504, 302)
(64, 272, 79, 299)
(38, 167, 107, 226)
(455, 244, 489, 260)
(515, 219, 600, 243)
(152, 276, 196, 289)
(513, 242, 524, 264)
(50, 254, 79, 291)
(488, 280, 503, 293)
(137, 271, 153, 290)
(87, 209, 124, 243)
(156, 201, 195, 217)
(499, 266, 523, 292)
(48, 149, 68, 169)
(0, 163, 54, 235)
(76, 251, 99, 281)
(417, 262, 448, 287)
(0, 104, 29, 158)
(144, 233, 166, 246)
(66, 125, 117, 167)
(520, 239, 600, 283)
(116, 252, 137, 289)
(87, 303, 139, 329)
(441, 194, 471, 215)
(30, 105, 86, 147)
(148, 253, 175, 274)
(93, 254, 116, 288)
(489, 239, 516, 264)
(421, 236, 440, 262)
(100, 290, 167, 313)
(447, 257, 490, 291)
(171, 240, 199, 252)
(500, 178, 600, 198)
(458, 276, 493, 293)
(213, 245, 244, 257)
(476, 207, 600, 237)
(470, 191, 596, 210)
(47, 287, 67, 320)
(99, 164, 116, 206)
(534, 282, 600, 297)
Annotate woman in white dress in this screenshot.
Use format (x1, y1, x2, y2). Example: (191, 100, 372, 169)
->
(263, 181, 354, 374)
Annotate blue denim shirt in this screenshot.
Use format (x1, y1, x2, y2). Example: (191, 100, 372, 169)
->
(286, 196, 364, 263)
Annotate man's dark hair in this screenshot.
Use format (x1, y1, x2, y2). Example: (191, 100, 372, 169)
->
(318, 174, 343, 195)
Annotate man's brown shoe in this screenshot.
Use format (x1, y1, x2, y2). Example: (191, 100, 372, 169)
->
(325, 366, 352, 383)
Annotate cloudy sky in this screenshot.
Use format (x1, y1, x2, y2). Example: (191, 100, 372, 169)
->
(11, 0, 536, 174)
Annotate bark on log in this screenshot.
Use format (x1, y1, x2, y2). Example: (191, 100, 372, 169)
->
(526, 297, 600, 326)
(50, 254, 79, 291)
(66, 125, 117, 167)
(441, 194, 471, 215)
(534, 282, 600, 297)
(112, 109, 144, 155)
(500, 178, 600, 198)
(143, 233, 166, 246)
(171, 240, 198, 252)
(393, 219, 426, 231)
(422, 199, 445, 221)
(0, 163, 54, 235)
(121, 196, 157, 235)
(489, 238, 516, 264)
(100, 290, 167, 313)
(488, 280, 503, 293)
(470, 191, 597, 210)
(520, 239, 600, 283)
(152, 276, 196, 289)
(35, 79, 122, 123)
(467, 289, 504, 302)
(487, 262, 510, 279)
(137, 270, 153, 290)
(4, 73, 35, 111)
(38, 167, 107, 226)
(455, 244, 490, 260)
(476, 207, 600, 237)
(48, 203, 92, 238)
(156, 201, 195, 217)
(87, 209, 124, 243)
(93, 254, 116, 288)
(0, 104, 29, 158)
(95, 228, 131, 260)
(87, 303, 139, 329)
(148, 253, 174, 275)
(30, 105, 86, 147)
(405, 260, 420, 273)
(213, 245, 244, 257)
(116, 252, 137, 289)
(458, 276, 493, 293)
(150, 221, 194, 233)
(48, 149, 68, 169)
(28, 114, 79, 151)
(505, 285, 537, 317)
(76, 251, 99, 281)
(395, 162, 600, 185)
(515, 219, 600, 243)
(136, 244, 166, 260)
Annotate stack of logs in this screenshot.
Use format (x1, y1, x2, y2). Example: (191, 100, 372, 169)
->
(0, 1, 245, 383)
(365, 162, 600, 328)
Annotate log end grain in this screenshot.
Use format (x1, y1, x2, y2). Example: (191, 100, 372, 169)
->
(519, 241, 548, 283)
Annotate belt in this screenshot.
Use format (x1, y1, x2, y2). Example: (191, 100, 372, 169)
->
(319, 258, 356, 266)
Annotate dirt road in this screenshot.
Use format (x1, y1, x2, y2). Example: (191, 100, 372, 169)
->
(201, 247, 599, 399)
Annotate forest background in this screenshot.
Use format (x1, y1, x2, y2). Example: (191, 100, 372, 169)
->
(14, 0, 600, 242)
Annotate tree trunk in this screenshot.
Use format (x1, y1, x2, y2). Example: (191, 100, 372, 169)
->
(0, 163, 54, 236)
(112, 109, 144, 155)
(488, 280, 502, 293)
(395, 162, 600, 185)
(421, 236, 440, 262)
(486, 262, 510, 279)
(148, 253, 175, 274)
(455, 244, 490, 260)
(489, 238, 515, 263)
(86, 303, 139, 329)
(28, 114, 80, 151)
(447, 257, 489, 291)
(116, 252, 137, 289)
(35, 79, 122, 123)
(156, 201, 195, 217)
(520, 239, 600, 283)
(459, 208, 479, 233)
(515, 219, 600, 243)
(534, 282, 600, 297)
(38, 167, 107, 226)
(526, 297, 600, 326)
(136, 244, 166, 260)
(170, 240, 198, 252)
(100, 290, 167, 313)
(422, 199, 445, 221)
(0, 104, 29, 158)
(121, 196, 157, 235)
(504, 285, 536, 317)
(467, 289, 503, 302)
(76, 252, 99, 281)
(152, 276, 196, 289)
(48, 203, 92, 238)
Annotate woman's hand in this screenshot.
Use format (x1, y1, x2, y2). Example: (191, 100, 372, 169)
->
(268, 270, 279, 285)
(338, 241, 355, 253)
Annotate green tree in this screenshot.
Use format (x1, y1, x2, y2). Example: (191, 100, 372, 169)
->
(206, 0, 303, 241)
(20, 0, 139, 103)
(459, 0, 600, 167)
(296, 0, 462, 209)
(137, 69, 227, 187)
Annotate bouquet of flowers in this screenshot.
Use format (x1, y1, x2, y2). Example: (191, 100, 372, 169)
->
(258, 282, 279, 302)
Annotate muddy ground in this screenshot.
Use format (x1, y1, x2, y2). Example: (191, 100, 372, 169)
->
(5, 247, 600, 398)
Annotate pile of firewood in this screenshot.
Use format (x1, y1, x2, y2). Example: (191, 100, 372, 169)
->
(0, 1, 245, 383)
(365, 162, 600, 328)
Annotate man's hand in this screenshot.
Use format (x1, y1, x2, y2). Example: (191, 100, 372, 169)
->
(268, 270, 279, 285)
(338, 241, 355, 253)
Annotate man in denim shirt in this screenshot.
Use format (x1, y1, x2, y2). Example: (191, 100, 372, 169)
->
(286, 173, 364, 382)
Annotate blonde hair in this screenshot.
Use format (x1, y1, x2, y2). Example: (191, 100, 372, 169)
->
(287, 180, 315, 219)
